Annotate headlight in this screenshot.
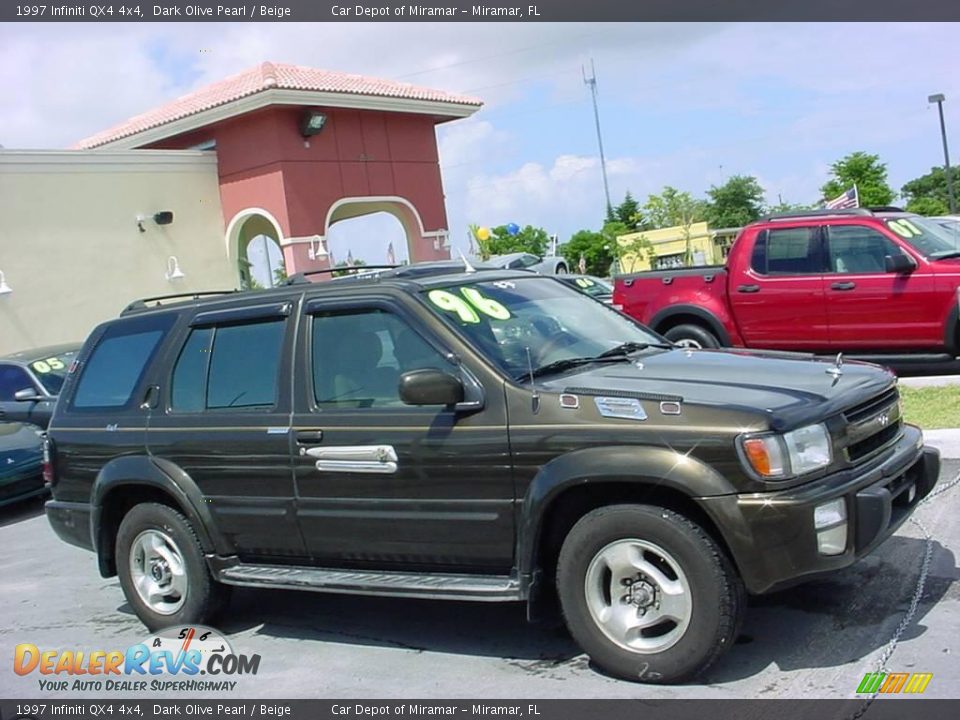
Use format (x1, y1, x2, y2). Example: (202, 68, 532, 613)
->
(738, 423, 832, 479)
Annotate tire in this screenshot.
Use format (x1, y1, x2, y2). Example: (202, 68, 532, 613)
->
(663, 324, 720, 349)
(116, 503, 231, 631)
(555, 263, 568, 274)
(557, 504, 745, 683)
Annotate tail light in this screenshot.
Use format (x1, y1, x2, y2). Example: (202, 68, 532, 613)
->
(42, 435, 54, 486)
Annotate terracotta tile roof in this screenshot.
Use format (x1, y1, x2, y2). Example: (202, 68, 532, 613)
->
(76, 61, 483, 149)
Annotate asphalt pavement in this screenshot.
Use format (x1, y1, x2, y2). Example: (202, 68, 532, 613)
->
(1, 459, 958, 700)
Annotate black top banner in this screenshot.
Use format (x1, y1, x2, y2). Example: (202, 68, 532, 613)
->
(3, 0, 960, 22)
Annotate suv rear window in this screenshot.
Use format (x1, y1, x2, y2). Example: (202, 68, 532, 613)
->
(72, 318, 173, 410)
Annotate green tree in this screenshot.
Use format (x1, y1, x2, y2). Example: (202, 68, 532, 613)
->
(559, 223, 625, 277)
(642, 187, 707, 266)
(705, 175, 765, 228)
(765, 199, 813, 216)
(642, 187, 707, 230)
(486, 225, 550, 256)
(901, 165, 959, 215)
(613, 191, 643, 231)
(820, 152, 895, 207)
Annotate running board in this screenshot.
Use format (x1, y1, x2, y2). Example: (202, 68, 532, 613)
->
(218, 564, 522, 601)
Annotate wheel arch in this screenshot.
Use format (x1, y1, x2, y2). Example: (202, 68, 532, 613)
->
(518, 446, 741, 592)
(649, 305, 732, 346)
(91, 456, 225, 578)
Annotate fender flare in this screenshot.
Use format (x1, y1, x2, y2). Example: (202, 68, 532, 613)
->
(517, 445, 738, 580)
(91, 456, 230, 574)
(649, 304, 732, 346)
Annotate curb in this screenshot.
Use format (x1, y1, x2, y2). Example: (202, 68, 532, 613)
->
(923, 428, 960, 460)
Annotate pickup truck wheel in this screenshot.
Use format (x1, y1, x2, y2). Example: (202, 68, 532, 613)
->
(663, 324, 720, 349)
(116, 503, 230, 631)
(557, 504, 744, 683)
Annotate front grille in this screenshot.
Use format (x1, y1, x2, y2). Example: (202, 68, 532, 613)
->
(842, 386, 902, 464)
(847, 422, 901, 463)
(844, 387, 899, 424)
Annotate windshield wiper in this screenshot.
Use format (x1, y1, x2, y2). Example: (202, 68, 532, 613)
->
(596, 341, 674, 359)
(932, 250, 960, 260)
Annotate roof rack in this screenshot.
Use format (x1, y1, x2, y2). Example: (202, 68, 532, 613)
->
(762, 208, 873, 221)
(121, 290, 239, 315)
(867, 206, 907, 213)
(283, 265, 400, 285)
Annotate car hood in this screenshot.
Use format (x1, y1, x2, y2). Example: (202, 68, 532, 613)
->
(536, 347, 895, 431)
(0, 423, 42, 472)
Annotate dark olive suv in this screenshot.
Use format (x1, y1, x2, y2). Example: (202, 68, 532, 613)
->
(45, 262, 940, 683)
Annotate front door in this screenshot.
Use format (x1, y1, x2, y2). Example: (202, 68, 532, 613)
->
(291, 297, 514, 572)
(729, 225, 830, 350)
(145, 302, 307, 561)
(823, 224, 940, 350)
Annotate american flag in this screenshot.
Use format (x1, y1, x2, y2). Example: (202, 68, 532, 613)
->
(386, 242, 396, 265)
(825, 186, 859, 210)
(346, 250, 355, 267)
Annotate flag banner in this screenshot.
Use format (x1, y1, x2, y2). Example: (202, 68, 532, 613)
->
(826, 186, 859, 209)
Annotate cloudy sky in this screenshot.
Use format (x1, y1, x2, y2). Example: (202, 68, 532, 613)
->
(2, 22, 957, 266)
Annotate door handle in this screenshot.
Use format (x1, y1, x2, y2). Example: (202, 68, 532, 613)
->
(737, 284, 760, 293)
(305, 445, 398, 474)
(830, 281, 857, 291)
(295, 429, 324, 443)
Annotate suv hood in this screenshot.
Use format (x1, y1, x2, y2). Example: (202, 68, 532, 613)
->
(536, 348, 895, 431)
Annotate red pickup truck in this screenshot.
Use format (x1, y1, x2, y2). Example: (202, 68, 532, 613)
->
(613, 209, 960, 360)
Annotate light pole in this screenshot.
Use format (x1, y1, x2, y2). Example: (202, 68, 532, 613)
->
(929, 93, 957, 214)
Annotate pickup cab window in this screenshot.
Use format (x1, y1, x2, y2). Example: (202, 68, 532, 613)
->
(826, 225, 905, 273)
(751, 227, 822, 275)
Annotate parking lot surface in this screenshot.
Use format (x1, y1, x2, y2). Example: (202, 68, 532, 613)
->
(2, 460, 958, 700)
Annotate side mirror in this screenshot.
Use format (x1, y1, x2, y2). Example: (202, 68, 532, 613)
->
(399, 369, 464, 406)
(14, 388, 44, 402)
(885, 254, 917, 273)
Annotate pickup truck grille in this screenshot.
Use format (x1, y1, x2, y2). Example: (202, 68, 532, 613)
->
(842, 386, 902, 464)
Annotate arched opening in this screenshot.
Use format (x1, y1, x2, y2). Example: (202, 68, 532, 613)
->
(225, 210, 287, 289)
(325, 210, 409, 272)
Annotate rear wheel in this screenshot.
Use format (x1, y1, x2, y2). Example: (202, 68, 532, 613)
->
(555, 263, 568, 274)
(557, 504, 744, 683)
(116, 503, 230, 631)
(663, 324, 720, 349)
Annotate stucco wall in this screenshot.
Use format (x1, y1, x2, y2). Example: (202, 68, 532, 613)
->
(0, 150, 234, 355)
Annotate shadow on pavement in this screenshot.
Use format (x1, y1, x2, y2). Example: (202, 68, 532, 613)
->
(112, 534, 957, 681)
(0, 493, 46, 529)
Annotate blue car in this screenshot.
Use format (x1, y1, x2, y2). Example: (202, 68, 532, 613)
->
(0, 422, 45, 507)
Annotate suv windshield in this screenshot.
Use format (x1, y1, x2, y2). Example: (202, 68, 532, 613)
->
(421, 276, 665, 379)
(884, 216, 960, 258)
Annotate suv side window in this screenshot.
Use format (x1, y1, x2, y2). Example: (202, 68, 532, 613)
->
(827, 225, 904, 274)
(171, 320, 284, 411)
(312, 309, 446, 408)
(72, 318, 173, 409)
(751, 227, 822, 275)
(0, 365, 35, 401)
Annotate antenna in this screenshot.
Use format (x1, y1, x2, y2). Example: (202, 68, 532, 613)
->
(457, 248, 477, 274)
(583, 58, 612, 217)
(525, 346, 540, 414)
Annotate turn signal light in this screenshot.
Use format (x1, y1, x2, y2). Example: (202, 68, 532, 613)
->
(741, 436, 785, 478)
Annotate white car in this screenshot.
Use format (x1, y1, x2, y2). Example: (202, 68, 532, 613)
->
(486, 252, 569, 275)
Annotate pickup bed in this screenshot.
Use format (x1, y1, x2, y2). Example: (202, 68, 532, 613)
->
(613, 209, 960, 360)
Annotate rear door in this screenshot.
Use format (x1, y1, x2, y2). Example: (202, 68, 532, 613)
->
(290, 294, 515, 572)
(145, 301, 307, 561)
(728, 225, 830, 349)
(823, 223, 939, 349)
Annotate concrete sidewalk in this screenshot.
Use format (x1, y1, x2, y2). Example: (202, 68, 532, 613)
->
(924, 428, 960, 459)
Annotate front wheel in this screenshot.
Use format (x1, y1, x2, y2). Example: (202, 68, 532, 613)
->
(116, 503, 231, 631)
(663, 324, 720, 349)
(557, 505, 744, 683)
